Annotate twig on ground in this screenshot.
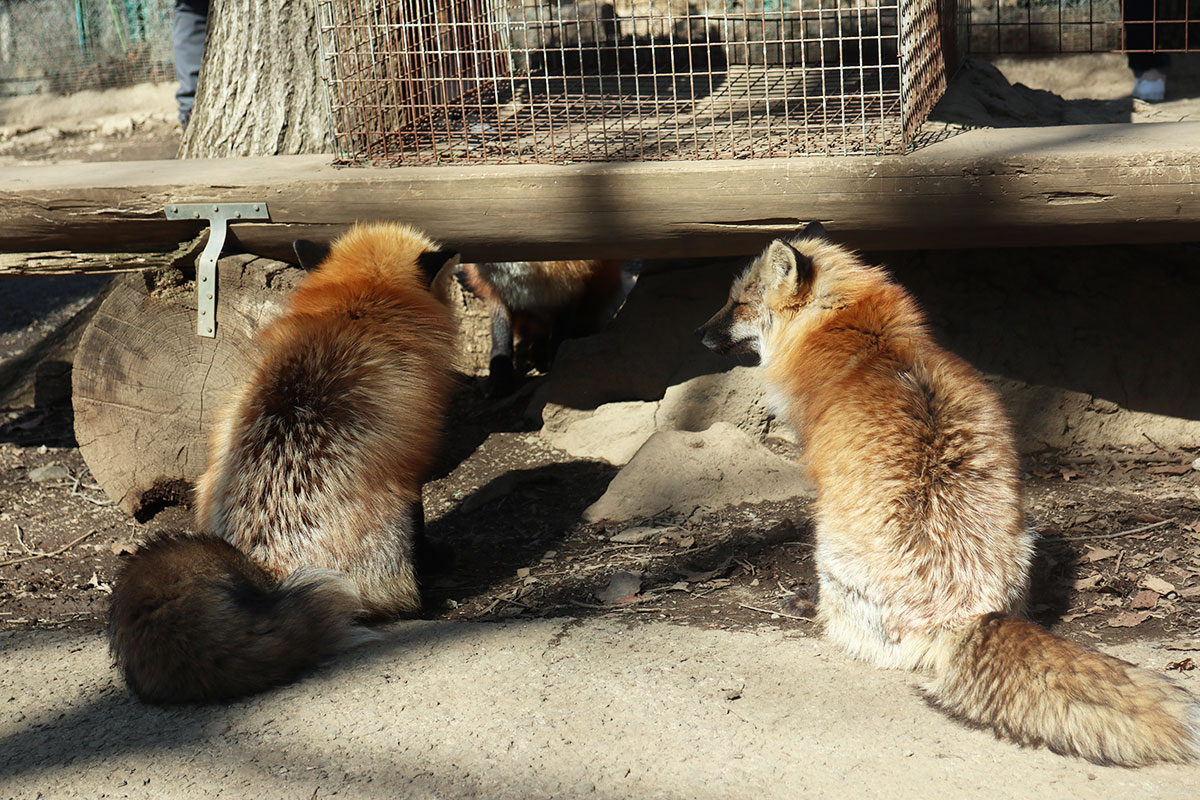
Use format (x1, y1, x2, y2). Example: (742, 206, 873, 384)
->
(738, 603, 814, 622)
(70, 487, 115, 506)
(1, 525, 99, 568)
(1041, 518, 1175, 542)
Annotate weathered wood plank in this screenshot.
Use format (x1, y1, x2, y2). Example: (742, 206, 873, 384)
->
(1, 122, 1197, 265)
(0, 235, 205, 276)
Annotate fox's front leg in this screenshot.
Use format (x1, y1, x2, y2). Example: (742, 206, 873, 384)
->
(487, 305, 517, 397)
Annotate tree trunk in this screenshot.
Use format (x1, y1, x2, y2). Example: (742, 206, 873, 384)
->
(179, 0, 335, 158)
(72, 0, 341, 511)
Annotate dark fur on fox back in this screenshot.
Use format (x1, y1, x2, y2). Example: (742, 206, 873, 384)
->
(108, 223, 457, 704)
(108, 531, 370, 704)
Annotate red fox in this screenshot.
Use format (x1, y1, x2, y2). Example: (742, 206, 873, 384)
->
(696, 222, 1200, 766)
(456, 259, 625, 394)
(108, 223, 460, 704)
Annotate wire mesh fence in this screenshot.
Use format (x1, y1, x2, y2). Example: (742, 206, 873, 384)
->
(966, 0, 1197, 54)
(0, 0, 173, 97)
(317, 0, 956, 163)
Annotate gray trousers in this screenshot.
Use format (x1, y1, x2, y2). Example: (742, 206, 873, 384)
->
(173, 0, 210, 127)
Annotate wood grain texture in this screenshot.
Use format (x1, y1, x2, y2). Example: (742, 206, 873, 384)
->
(71, 255, 304, 514)
(2, 123, 1198, 263)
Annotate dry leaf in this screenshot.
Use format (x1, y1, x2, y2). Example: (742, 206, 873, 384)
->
(1107, 611, 1152, 628)
(678, 558, 733, 583)
(597, 571, 642, 605)
(1131, 513, 1167, 524)
(1140, 575, 1176, 595)
(1165, 658, 1195, 672)
(1129, 590, 1159, 610)
(1162, 640, 1200, 651)
(110, 540, 137, 557)
(1073, 574, 1102, 591)
(1082, 547, 1118, 563)
(1060, 469, 1079, 482)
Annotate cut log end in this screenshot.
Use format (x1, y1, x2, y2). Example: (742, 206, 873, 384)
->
(71, 255, 303, 515)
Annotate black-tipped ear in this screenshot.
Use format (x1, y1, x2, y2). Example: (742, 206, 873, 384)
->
(764, 239, 813, 288)
(293, 239, 331, 271)
(417, 249, 461, 286)
(797, 221, 829, 241)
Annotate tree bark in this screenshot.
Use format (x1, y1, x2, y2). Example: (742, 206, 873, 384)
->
(72, 0, 339, 511)
(179, 0, 335, 158)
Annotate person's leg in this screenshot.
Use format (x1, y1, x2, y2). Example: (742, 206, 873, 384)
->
(173, 0, 210, 128)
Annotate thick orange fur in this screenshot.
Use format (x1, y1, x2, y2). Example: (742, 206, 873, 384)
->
(109, 223, 458, 704)
(697, 224, 1200, 766)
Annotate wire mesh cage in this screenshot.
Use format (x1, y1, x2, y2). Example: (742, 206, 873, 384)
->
(965, 0, 1198, 55)
(0, 0, 173, 97)
(316, 0, 961, 164)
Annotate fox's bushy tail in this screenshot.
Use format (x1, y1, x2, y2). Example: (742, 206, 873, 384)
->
(926, 613, 1200, 766)
(108, 531, 373, 704)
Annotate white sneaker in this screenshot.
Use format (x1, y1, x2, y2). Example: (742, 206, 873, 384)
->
(1133, 69, 1166, 102)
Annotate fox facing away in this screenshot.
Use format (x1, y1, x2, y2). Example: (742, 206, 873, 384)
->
(108, 223, 460, 704)
(696, 223, 1199, 766)
(457, 259, 625, 395)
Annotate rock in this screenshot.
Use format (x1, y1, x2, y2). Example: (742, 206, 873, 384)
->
(539, 365, 771, 467)
(990, 377, 1200, 453)
(655, 366, 769, 436)
(597, 571, 643, 605)
(540, 400, 660, 466)
(583, 422, 812, 523)
(28, 464, 70, 484)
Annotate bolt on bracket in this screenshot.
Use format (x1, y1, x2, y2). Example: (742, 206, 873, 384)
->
(164, 202, 271, 337)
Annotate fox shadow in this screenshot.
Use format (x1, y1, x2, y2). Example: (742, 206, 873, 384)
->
(421, 458, 618, 611)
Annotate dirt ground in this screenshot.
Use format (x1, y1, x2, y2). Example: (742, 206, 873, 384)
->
(0, 53, 1198, 795)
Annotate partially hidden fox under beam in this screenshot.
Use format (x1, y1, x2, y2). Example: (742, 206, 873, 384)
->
(696, 222, 1200, 766)
(108, 223, 460, 704)
(456, 259, 625, 395)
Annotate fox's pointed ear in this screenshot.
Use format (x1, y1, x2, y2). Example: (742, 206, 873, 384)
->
(417, 249, 461, 286)
(293, 239, 331, 271)
(763, 239, 813, 290)
(797, 221, 829, 242)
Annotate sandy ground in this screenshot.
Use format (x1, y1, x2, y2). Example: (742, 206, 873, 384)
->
(2, 622, 1198, 800)
(1, 53, 1199, 797)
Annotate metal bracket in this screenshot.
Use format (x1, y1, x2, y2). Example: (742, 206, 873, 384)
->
(165, 202, 270, 337)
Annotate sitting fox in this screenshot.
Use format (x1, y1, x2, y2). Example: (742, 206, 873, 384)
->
(108, 223, 460, 704)
(696, 222, 1199, 766)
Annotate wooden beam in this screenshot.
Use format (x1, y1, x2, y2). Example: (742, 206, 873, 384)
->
(0, 235, 205, 276)
(1, 122, 1196, 266)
